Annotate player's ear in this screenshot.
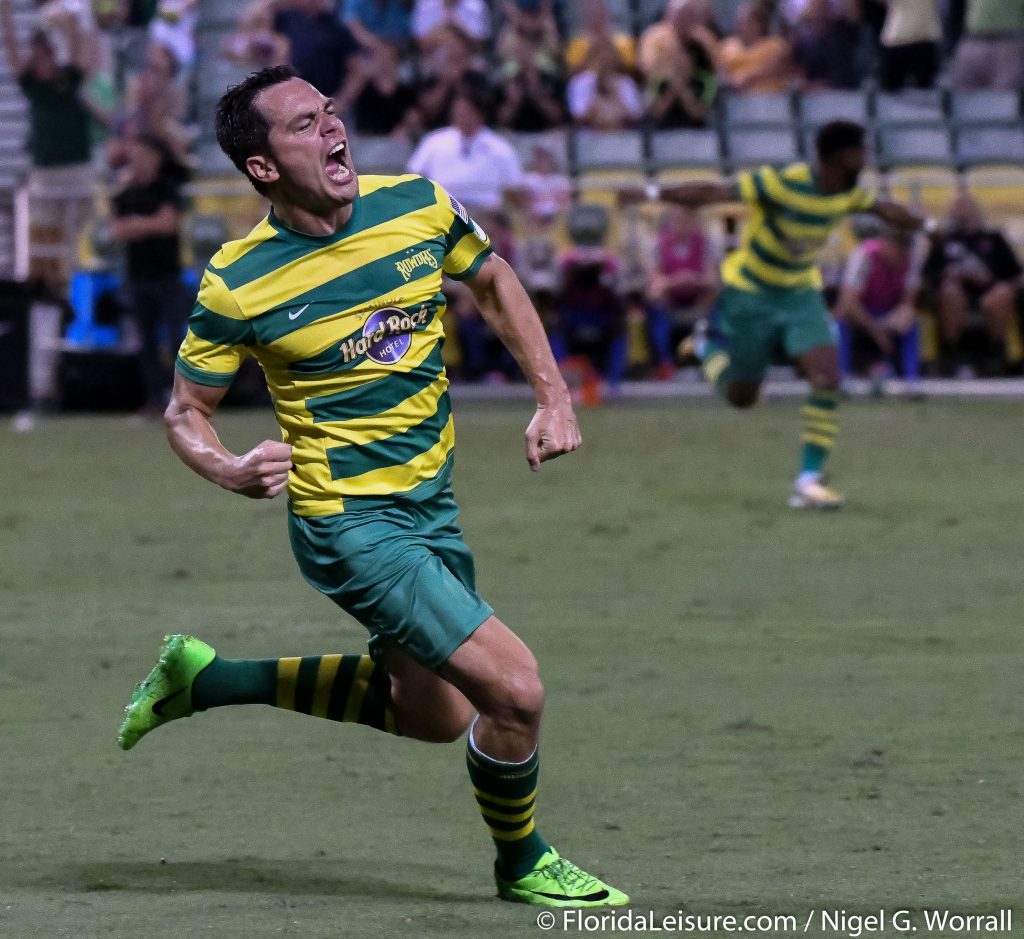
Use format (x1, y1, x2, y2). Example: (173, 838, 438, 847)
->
(247, 154, 278, 187)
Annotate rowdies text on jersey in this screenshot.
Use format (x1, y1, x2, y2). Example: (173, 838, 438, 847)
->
(340, 304, 431, 365)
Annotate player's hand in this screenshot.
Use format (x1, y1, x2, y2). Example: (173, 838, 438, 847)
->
(226, 440, 293, 498)
(525, 399, 582, 471)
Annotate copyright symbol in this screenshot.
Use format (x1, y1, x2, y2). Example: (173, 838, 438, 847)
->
(537, 910, 556, 930)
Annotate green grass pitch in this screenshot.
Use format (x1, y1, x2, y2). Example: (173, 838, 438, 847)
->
(2, 397, 1022, 937)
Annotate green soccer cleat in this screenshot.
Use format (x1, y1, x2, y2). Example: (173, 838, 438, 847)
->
(495, 849, 629, 907)
(117, 634, 216, 751)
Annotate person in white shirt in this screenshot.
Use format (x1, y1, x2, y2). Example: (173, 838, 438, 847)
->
(407, 88, 524, 214)
(412, 0, 490, 47)
(879, 0, 941, 90)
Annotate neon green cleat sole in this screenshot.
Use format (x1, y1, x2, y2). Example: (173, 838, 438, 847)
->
(117, 634, 216, 751)
(495, 849, 629, 907)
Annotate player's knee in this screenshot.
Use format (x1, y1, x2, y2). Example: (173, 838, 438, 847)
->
(484, 657, 545, 732)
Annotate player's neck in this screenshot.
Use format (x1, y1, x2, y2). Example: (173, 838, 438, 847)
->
(816, 165, 851, 196)
(271, 201, 354, 237)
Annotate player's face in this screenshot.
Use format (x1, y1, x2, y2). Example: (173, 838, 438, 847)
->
(251, 78, 358, 208)
(835, 146, 867, 189)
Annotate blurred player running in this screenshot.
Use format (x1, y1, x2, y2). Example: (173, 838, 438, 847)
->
(117, 65, 627, 908)
(640, 121, 930, 508)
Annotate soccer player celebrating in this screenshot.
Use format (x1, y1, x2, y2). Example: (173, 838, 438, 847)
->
(643, 121, 928, 508)
(117, 65, 627, 908)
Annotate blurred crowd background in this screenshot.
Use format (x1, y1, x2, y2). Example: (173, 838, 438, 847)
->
(1, 0, 1023, 414)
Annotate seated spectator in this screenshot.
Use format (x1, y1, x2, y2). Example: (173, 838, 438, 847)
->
(273, 0, 358, 99)
(834, 226, 923, 389)
(1, 0, 95, 291)
(921, 194, 1024, 376)
(497, 0, 561, 63)
(565, 0, 635, 75)
(645, 205, 718, 373)
(222, 0, 290, 70)
(412, 25, 491, 131)
(878, 0, 941, 91)
(337, 42, 418, 136)
(567, 45, 643, 130)
(343, 0, 412, 53)
(950, 0, 1024, 91)
(717, 2, 792, 92)
(517, 144, 570, 295)
(407, 86, 524, 214)
(645, 41, 710, 128)
(108, 133, 191, 416)
(791, 0, 863, 89)
(638, 0, 717, 113)
(412, 0, 490, 53)
(495, 12, 565, 132)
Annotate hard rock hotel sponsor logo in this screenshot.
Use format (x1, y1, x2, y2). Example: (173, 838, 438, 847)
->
(340, 305, 430, 365)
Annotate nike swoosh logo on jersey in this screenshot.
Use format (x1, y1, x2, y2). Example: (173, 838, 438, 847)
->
(152, 687, 188, 717)
(288, 303, 310, 320)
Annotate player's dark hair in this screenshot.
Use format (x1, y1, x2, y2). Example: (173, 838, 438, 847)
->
(816, 120, 866, 162)
(215, 65, 299, 196)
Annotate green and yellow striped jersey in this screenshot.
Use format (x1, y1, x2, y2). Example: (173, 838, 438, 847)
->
(175, 173, 492, 517)
(722, 162, 876, 293)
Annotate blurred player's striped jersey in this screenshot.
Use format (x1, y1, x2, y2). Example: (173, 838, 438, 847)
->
(176, 174, 492, 516)
(723, 162, 875, 292)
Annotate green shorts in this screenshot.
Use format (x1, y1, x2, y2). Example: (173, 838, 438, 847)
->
(713, 285, 836, 382)
(288, 488, 493, 670)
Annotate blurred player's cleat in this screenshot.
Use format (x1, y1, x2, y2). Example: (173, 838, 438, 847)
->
(676, 319, 708, 365)
(788, 476, 846, 510)
(118, 634, 216, 750)
(495, 849, 629, 907)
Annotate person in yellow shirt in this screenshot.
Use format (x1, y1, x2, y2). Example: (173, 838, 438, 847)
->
(717, 1, 792, 92)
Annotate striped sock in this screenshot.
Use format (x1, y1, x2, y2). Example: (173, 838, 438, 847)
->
(466, 721, 550, 880)
(800, 390, 840, 476)
(191, 653, 398, 734)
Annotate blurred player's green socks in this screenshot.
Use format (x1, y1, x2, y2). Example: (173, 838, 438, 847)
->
(800, 390, 839, 475)
(466, 721, 550, 880)
(191, 653, 397, 733)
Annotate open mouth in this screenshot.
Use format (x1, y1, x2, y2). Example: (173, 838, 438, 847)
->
(325, 140, 352, 182)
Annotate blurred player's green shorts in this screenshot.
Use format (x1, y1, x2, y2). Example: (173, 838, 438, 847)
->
(288, 488, 493, 669)
(713, 285, 836, 381)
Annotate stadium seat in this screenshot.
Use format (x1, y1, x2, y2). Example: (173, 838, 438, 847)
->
(948, 91, 1021, 124)
(873, 90, 945, 125)
(877, 125, 954, 169)
(571, 129, 646, 174)
(350, 135, 415, 175)
(648, 128, 722, 171)
(953, 125, 1024, 168)
(721, 91, 793, 126)
(797, 90, 870, 127)
(505, 130, 571, 173)
(725, 126, 799, 168)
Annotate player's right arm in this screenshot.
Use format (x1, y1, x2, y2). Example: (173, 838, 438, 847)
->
(165, 373, 292, 499)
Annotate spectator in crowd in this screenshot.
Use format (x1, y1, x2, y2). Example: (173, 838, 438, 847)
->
(645, 40, 710, 128)
(921, 193, 1023, 375)
(495, 12, 565, 132)
(148, 0, 196, 72)
(567, 44, 643, 130)
(337, 41, 418, 136)
(412, 0, 490, 52)
(115, 39, 192, 163)
(222, 0, 291, 69)
(717, 2, 792, 92)
(517, 144, 570, 296)
(108, 132, 190, 416)
(36, 0, 101, 71)
(791, 0, 863, 89)
(272, 0, 358, 100)
(949, 0, 1024, 90)
(778, 0, 859, 28)
(496, 0, 561, 64)
(412, 24, 491, 131)
(638, 0, 717, 117)
(877, 0, 941, 91)
(565, 0, 635, 75)
(645, 204, 718, 371)
(343, 0, 412, 53)
(1, 0, 95, 290)
(407, 86, 524, 214)
(834, 226, 923, 388)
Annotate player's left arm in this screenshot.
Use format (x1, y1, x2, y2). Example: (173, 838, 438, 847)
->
(464, 253, 581, 471)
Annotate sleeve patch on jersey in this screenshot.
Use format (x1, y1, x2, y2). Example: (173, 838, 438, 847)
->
(449, 195, 470, 224)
